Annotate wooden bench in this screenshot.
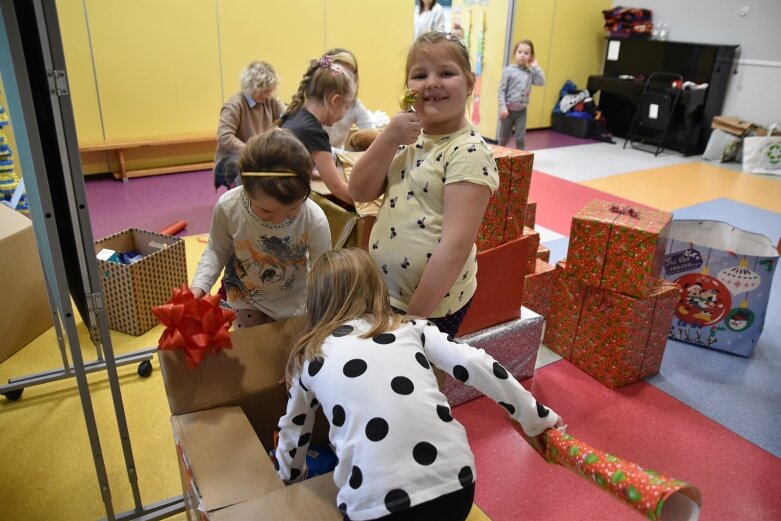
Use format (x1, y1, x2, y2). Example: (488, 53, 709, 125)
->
(79, 132, 216, 181)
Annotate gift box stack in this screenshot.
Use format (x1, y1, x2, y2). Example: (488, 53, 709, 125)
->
(544, 200, 679, 389)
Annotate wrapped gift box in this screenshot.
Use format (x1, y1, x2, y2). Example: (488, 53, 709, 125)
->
(536, 244, 550, 263)
(543, 262, 587, 359)
(523, 226, 540, 274)
(476, 146, 533, 251)
(457, 234, 530, 336)
(524, 200, 537, 229)
(567, 200, 671, 298)
(545, 261, 679, 389)
(523, 259, 556, 318)
(443, 307, 544, 406)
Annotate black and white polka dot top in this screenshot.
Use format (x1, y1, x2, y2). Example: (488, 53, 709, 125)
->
(275, 318, 559, 520)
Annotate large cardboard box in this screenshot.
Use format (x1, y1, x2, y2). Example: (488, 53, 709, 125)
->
(159, 317, 338, 520)
(95, 228, 187, 336)
(0, 205, 51, 362)
(477, 146, 534, 251)
(160, 317, 491, 520)
(457, 235, 529, 336)
(544, 262, 679, 389)
(567, 200, 671, 298)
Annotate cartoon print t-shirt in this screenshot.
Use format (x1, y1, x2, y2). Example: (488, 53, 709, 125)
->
(191, 188, 331, 320)
(369, 125, 499, 318)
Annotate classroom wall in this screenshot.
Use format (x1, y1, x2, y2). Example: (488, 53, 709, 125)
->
(55, 0, 412, 175)
(614, 0, 781, 126)
(513, 0, 611, 132)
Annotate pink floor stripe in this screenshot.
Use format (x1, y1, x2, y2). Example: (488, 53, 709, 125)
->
(453, 360, 781, 521)
(528, 170, 641, 236)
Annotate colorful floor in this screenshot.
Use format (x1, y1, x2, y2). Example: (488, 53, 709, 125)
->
(2, 130, 780, 520)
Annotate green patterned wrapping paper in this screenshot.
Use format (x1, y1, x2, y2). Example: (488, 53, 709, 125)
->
(477, 145, 534, 251)
(567, 200, 672, 298)
(523, 259, 556, 318)
(544, 429, 702, 521)
(545, 261, 680, 389)
(543, 261, 587, 359)
(525, 200, 537, 229)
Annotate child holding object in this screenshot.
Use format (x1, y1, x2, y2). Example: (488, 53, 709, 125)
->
(191, 129, 331, 329)
(348, 31, 499, 337)
(275, 248, 563, 521)
(278, 52, 357, 204)
(497, 39, 545, 150)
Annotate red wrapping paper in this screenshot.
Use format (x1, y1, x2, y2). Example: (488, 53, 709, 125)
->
(523, 259, 556, 318)
(476, 146, 533, 251)
(543, 429, 701, 521)
(545, 262, 679, 389)
(525, 200, 537, 229)
(567, 200, 672, 298)
(523, 226, 541, 273)
(153, 284, 236, 368)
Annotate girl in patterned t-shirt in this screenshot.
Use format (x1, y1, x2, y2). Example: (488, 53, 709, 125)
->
(349, 31, 500, 337)
(191, 128, 331, 329)
(275, 248, 563, 521)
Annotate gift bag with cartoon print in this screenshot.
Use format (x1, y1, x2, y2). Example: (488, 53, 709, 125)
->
(662, 220, 778, 356)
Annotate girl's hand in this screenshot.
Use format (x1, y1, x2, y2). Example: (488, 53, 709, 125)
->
(384, 111, 424, 146)
(499, 109, 509, 119)
(530, 58, 538, 68)
(191, 287, 205, 299)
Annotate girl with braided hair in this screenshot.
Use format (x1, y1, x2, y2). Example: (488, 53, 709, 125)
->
(278, 52, 357, 204)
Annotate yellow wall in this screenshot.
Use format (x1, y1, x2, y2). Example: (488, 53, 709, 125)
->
(513, 0, 611, 129)
(54, 0, 608, 175)
(0, 73, 22, 179)
(56, 0, 412, 175)
(452, 0, 512, 141)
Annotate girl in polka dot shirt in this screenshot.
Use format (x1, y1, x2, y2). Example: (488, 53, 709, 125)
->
(275, 249, 563, 521)
(349, 32, 500, 337)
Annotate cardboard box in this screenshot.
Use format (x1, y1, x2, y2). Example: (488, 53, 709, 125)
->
(159, 317, 338, 520)
(95, 228, 187, 336)
(477, 146, 534, 251)
(523, 226, 541, 274)
(160, 317, 493, 520)
(711, 115, 753, 137)
(443, 307, 544, 406)
(566, 200, 671, 298)
(544, 261, 679, 389)
(457, 235, 529, 336)
(523, 259, 556, 318)
(524, 200, 537, 229)
(0, 205, 52, 363)
(536, 245, 550, 263)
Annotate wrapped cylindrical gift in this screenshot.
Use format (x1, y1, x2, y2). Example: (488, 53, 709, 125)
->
(543, 429, 701, 521)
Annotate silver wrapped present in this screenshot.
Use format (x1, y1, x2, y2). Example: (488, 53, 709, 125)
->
(441, 307, 544, 407)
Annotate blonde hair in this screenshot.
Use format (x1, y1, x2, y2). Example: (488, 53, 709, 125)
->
(239, 128, 312, 204)
(405, 31, 475, 94)
(276, 52, 356, 125)
(285, 248, 403, 381)
(239, 60, 279, 94)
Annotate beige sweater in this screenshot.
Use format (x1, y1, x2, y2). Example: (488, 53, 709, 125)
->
(214, 92, 285, 165)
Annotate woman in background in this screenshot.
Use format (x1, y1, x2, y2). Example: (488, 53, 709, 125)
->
(414, 0, 446, 39)
(214, 61, 285, 190)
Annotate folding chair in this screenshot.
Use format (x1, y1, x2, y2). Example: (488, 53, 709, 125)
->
(623, 72, 683, 156)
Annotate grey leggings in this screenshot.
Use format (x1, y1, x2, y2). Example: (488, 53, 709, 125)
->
(499, 108, 528, 150)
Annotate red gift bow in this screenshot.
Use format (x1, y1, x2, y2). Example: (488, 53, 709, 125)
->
(152, 284, 236, 368)
(609, 204, 640, 218)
